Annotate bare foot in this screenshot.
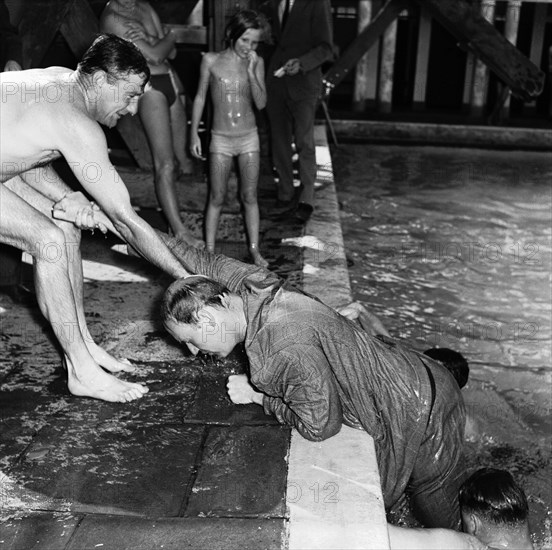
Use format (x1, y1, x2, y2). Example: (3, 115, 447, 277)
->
(65, 357, 149, 402)
(87, 342, 136, 373)
(251, 249, 269, 268)
(175, 229, 205, 250)
(177, 161, 194, 177)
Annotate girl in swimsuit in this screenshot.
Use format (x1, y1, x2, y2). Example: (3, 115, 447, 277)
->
(190, 10, 268, 267)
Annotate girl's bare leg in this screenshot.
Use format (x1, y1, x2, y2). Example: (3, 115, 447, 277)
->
(170, 94, 194, 175)
(140, 90, 203, 248)
(206, 153, 233, 253)
(237, 152, 268, 267)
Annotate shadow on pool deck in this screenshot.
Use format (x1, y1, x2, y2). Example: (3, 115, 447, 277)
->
(0, 164, 309, 549)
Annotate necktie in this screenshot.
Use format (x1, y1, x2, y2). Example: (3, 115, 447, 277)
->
(281, 0, 290, 30)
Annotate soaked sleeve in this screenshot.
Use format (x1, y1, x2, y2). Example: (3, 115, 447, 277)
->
(261, 348, 343, 441)
(166, 236, 280, 292)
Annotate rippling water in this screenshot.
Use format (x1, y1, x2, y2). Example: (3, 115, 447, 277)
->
(332, 143, 551, 547)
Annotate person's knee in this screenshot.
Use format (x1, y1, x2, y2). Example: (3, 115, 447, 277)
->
(154, 157, 176, 180)
(240, 188, 258, 205)
(58, 218, 82, 245)
(209, 189, 225, 207)
(33, 224, 72, 263)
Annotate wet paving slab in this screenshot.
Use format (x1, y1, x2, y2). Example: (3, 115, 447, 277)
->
(0, 173, 304, 548)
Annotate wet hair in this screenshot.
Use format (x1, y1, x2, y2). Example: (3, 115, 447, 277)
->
(78, 33, 150, 83)
(223, 9, 268, 48)
(459, 468, 529, 526)
(423, 347, 469, 389)
(161, 276, 231, 325)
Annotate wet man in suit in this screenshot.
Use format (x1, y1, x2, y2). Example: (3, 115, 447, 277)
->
(262, 0, 334, 223)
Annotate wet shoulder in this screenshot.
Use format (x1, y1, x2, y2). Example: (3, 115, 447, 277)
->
(203, 51, 220, 69)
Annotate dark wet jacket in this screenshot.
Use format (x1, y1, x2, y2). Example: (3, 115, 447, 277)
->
(168, 242, 465, 508)
(0, 1, 22, 67)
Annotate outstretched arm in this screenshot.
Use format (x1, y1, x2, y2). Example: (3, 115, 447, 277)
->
(57, 115, 189, 279)
(161, 234, 280, 293)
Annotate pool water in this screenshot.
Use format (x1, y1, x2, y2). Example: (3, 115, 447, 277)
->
(331, 143, 552, 548)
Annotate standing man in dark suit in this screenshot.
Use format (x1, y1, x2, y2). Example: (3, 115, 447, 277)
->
(262, 0, 334, 223)
(0, 0, 31, 304)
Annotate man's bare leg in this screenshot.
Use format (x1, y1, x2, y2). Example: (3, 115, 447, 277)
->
(1, 179, 146, 401)
(8, 178, 136, 374)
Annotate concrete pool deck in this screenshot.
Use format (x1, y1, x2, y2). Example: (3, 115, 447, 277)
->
(0, 126, 389, 549)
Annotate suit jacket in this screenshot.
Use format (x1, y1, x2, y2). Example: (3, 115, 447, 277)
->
(0, 0, 22, 67)
(262, 0, 334, 101)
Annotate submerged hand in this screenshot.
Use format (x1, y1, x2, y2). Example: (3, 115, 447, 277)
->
(336, 301, 390, 337)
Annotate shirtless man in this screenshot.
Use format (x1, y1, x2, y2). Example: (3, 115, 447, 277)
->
(0, 34, 190, 403)
(100, 0, 203, 247)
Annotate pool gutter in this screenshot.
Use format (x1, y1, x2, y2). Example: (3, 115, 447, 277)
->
(285, 125, 390, 550)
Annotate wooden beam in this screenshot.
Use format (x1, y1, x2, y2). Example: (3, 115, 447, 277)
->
(378, 18, 398, 113)
(60, 0, 100, 60)
(413, 7, 432, 109)
(500, 0, 522, 116)
(166, 24, 207, 45)
(353, 0, 380, 112)
(323, 0, 410, 96)
(524, 2, 548, 114)
(19, 0, 73, 68)
(417, 0, 545, 100)
(470, 0, 496, 117)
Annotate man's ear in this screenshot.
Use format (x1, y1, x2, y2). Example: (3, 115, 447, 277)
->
(462, 511, 477, 535)
(197, 308, 217, 327)
(92, 70, 108, 86)
(221, 292, 233, 308)
(470, 513, 481, 535)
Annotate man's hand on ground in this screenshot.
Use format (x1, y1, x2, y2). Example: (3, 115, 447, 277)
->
(227, 374, 263, 406)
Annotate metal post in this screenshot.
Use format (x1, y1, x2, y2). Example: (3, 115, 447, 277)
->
(353, 0, 379, 112)
(378, 17, 398, 113)
(469, 0, 496, 118)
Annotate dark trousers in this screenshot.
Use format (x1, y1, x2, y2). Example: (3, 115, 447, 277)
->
(0, 244, 22, 287)
(408, 361, 467, 529)
(266, 86, 317, 205)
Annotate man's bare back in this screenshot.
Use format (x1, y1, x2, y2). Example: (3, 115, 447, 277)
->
(0, 68, 79, 181)
(1, 67, 145, 184)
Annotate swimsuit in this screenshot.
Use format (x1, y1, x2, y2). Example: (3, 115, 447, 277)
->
(149, 74, 177, 105)
(209, 129, 260, 157)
